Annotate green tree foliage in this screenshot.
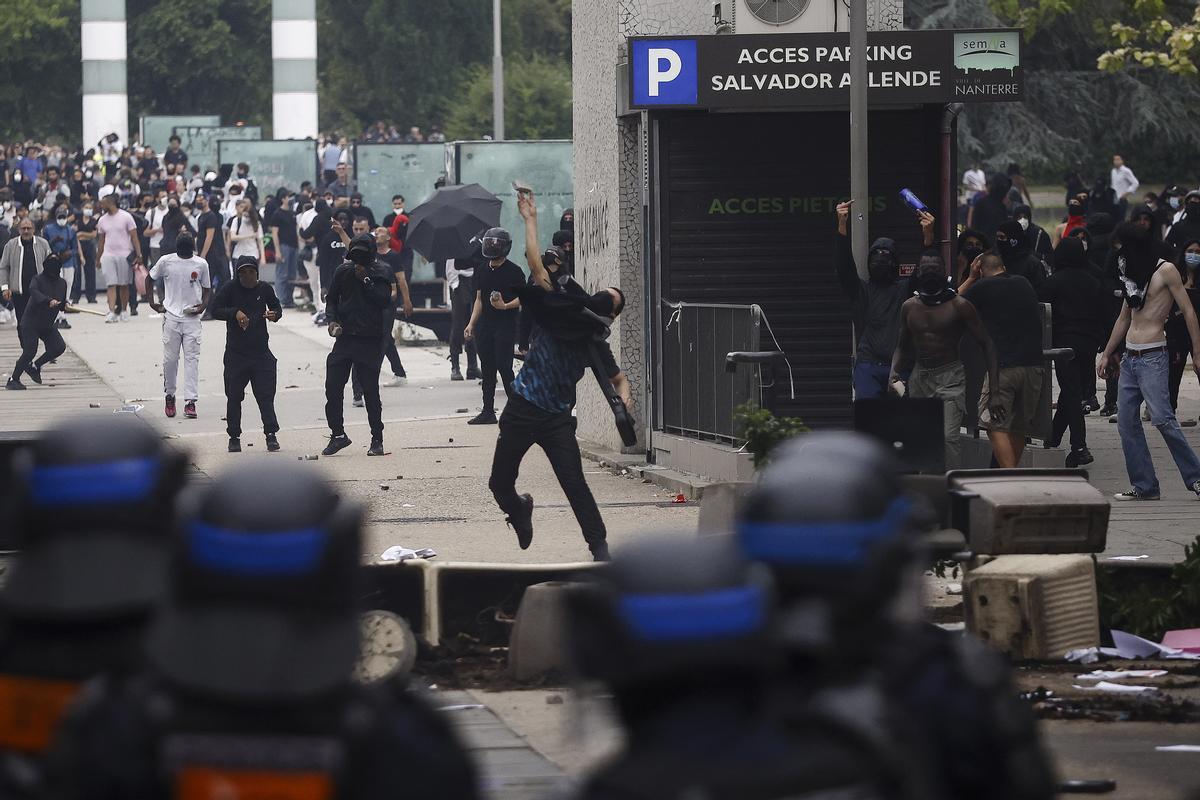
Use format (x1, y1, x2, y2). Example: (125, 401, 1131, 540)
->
(1097, 0, 1200, 76)
(443, 55, 573, 140)
(0, 0, 81, 142)
(912, 0, 1200, 184)
(317, 0, 571, 138)
(126, 0, 272, 130)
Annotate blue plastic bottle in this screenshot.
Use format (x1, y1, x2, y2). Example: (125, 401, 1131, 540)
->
(899, 188, 928, 213)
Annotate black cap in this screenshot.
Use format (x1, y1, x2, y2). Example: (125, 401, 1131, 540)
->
(3, 418, 186, 621)
(145, 462, 363, 701)
(234, 254, 259, 274)
(347, 233, 376, 266)
(566, 535, 773, 694)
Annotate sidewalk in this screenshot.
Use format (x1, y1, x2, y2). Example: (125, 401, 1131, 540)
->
(0, 309, 697, 565)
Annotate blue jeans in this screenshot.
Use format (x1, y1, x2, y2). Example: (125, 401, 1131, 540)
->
(853, 360, 891, 400)
(274, 243, 298, 307)
(1117, 349, 1200, 495)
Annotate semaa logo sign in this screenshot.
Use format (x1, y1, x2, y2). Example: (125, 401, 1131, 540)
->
(631, 39, 698, 106)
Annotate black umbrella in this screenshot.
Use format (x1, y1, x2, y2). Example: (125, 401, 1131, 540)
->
(405, 183, 502, 262)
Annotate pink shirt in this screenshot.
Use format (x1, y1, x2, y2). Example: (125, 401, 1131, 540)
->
(96, 209, 137, 258)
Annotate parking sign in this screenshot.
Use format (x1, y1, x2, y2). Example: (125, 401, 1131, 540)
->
(631, 39, 698, 107)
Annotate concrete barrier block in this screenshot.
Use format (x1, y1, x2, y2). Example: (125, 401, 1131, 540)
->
(508, 581, 580, 681)
(697, 481, 753, 534)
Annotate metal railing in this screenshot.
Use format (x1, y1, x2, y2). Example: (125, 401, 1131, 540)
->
(660, 302, 762, 443)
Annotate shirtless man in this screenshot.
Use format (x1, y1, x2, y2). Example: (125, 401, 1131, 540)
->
(1099, 222, 1200, 500)
(890, 254, 1002, 469)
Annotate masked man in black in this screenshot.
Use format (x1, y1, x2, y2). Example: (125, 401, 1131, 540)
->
(6, 254, 67, 390)
(890, 253, 1002, 469)
(835, 200, 933, 399)
(486, 191, 632, 562)
(210, 254, 283, 453)
(994, 219, 1046, 289)
(322, 234, 393, 457)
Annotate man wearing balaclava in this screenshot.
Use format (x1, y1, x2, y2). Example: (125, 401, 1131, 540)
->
(994, 220, 1045, 289)
(889, 251, 1002, 469)
(1099, 222, 1200, 501)
(148, 232, 210, 420)
(5, 255, 67, 390)
(1012, 204, 1053, 270)
(483, 189, 632, 562)
(835, 200, 934, 399)
(1166, 190, 1200, 251)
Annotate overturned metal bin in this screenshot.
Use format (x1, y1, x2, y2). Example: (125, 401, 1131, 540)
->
(947, 469, 1109, 555)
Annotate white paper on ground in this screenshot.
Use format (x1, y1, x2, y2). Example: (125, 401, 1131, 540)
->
(379, 546, 437, 563)
(1064, 647, 1121, 664)
(1072, 681, 1157, 693)
(1076, 670, 1168, 682)
(1155, 745, 1200, 752)
(1107, 555, 1150, 561)
(1113, 629, 1200, 661)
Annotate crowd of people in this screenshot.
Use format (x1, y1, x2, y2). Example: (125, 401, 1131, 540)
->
(0, 413, 1056, 799)
(845, 153, 1200, 501)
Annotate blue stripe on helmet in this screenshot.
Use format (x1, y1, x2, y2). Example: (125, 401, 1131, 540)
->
(737, 497, 912, 566)
(29, 457, 160, 506)
(619, 585, 766, 642)
(188, 523, 327, 576)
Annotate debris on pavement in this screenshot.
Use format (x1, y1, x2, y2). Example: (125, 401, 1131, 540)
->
(298, 454, 319, 461)
(1076, 670, 1168, 682)
(379, 546, 437, 563)
(1066, 630, 1200, 663)
(1107, 554, 1150, 560)
(438, 704, 485, 712)
(947, 583, 963, 596)
(1071, 681, 1158, 693)
(88, 403, 100, 408)
(379, 485, 389, 491)
(456, 408, 468, 413)
(1155, 745, 1200, 752)
(113, 403, 144, 414)
(546, 694, 564, 705)
(1162, 628, 1200, 654)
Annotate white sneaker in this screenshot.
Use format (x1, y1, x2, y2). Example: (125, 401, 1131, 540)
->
(383, 375, 407, 387)
(119, 310, 130, 322)
(104, 311, 118, 323)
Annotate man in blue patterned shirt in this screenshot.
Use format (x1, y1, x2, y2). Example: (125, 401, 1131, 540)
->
(486, 191, 632, 562)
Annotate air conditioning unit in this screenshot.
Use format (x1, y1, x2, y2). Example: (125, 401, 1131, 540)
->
(727, 0, 849, 34)
(964, 554, 1100, 660)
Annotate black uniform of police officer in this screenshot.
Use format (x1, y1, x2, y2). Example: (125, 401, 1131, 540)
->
(210, 254, 283, 454)
(0, 418, 185, 797)
(566, 535, 892, 800)
(737, 433, 1056, 800)
(42, 462, 481, 800)
(322, 234, 393, 457)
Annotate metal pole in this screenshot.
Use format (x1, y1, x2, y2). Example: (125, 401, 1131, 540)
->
(849, 0, 869, 277)
(493, 0, 505, 141)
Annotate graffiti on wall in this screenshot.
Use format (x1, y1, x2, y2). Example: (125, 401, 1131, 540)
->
(577, 196, 612, 263)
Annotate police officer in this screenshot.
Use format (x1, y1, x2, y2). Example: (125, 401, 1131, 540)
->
(322, 234, 393, 457)
(210, 254, 283, 453)
(736, 432, 1056, 800)
(0, 418, 185, 795)
(43, 462, 481, 800)
(565, 534, 892, 800)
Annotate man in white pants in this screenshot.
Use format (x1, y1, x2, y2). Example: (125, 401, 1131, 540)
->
(148, 233, 210, 420)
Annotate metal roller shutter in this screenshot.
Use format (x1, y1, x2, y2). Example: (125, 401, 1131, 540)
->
(655, 107, 946, 429)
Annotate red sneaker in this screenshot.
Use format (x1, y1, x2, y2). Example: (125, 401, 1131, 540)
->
(184, 400, 197, 419)
(165, 395, 176, 418)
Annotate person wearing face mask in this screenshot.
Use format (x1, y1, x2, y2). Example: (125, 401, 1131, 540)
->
(74, 202, 99, 304)
(966, 173, 1011, 241)
(1038, 237, 1107, 466)
(890, 254, 1002, 469)
(1167, 240, 1200, 417)
(518, 246, 566, 354)
(552, 229, 574, 275)
(993, 220, 1045, 289)
(148, 233, 210, 420)
(1054, 191, 1091, 245)
(144, 191, 168, 264)
(835, 200, 933, 399)
(955, 229, 989, 284)
(42, 206, 80, 329)
(5, 254, 66, 390)
(488, 192, 632, 561)
(210, 255, 283, 453)
(1011, 204, 1052, 271)
(159, 196, 196, 257)
(1166, 190, 1200, 251)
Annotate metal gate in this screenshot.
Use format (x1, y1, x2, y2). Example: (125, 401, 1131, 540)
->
(660, 302, 761, 442)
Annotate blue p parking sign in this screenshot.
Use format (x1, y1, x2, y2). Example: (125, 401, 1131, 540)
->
(631, 39, 698, 106)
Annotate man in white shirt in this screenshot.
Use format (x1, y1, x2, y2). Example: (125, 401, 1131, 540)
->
(1111, 154, 1140, 222)
(145, 191, 168, 264)
(148, 233, 211, 420)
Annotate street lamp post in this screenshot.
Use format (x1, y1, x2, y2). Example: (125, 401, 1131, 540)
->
(849, 0, 869, 277)
(493, 0, 505, 141)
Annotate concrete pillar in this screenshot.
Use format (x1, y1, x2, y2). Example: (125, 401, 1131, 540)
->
(81, 0, 128, 148)
(271, 0, 318, 139)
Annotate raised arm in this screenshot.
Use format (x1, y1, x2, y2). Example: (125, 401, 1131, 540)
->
(518, 191, 552, 291)
(833, 201, 861, 300)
